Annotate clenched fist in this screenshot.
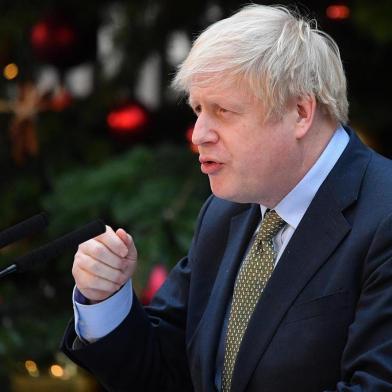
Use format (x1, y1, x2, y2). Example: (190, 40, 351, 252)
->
(72, 226, 137, 303)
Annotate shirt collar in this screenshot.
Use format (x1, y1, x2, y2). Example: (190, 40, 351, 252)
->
(260, 125, 349, 228)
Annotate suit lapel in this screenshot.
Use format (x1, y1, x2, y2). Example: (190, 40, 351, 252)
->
(197, 204, 261, 392)
(230, 130, 372, 392)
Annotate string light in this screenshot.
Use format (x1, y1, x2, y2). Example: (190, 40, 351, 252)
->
(25, 360, 39, 377)
(50, 364, 64, 378)
(3, 63, 19, 80)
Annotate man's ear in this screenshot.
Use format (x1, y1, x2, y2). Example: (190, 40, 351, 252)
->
(294, 94, 316, 140)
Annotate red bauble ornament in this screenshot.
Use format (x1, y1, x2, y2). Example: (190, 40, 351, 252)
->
(30, 12, 96, 67)
(141, 264, 168, 305)
(326, 5, 350, 20)
(31, 14, 78, 65)
(49, 87, 73, 112)
(107, 102, 149, 135)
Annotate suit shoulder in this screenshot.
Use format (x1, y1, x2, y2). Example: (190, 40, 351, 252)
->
(359, 150, 392, 213)
(365, 150, 392, 191)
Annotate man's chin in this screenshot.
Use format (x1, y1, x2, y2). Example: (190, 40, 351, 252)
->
(210, 187, 249, 204)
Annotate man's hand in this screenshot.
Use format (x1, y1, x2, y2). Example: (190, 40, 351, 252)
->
(72, 226, 137, 303)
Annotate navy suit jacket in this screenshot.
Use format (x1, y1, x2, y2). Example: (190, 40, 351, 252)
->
(62, 129, 392, 391)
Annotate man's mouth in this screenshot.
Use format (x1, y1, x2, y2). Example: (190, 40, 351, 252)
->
(199, 157, 223, 175)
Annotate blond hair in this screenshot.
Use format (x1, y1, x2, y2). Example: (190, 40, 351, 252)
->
(172, 4, 348, 123)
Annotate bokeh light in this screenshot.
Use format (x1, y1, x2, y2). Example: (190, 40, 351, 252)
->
(3, 63, 19, 80)
(326, 5, 350, 20)
(25, 360, 39, 377)
(50, 364, 64, 378)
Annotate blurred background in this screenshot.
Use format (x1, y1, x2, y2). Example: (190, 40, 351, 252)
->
(0, 0, 391, 390)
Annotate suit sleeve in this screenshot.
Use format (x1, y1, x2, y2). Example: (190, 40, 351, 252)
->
(331, 215, 392, 391)
(61, 195, 214, 392)
(62, 259, 193, 392)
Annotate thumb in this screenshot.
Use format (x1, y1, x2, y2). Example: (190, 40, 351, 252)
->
(116, 228, 130, 248)
(116, 229, 138, 274)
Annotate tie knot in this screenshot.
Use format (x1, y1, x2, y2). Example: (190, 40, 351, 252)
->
(258, 210, 286, 242)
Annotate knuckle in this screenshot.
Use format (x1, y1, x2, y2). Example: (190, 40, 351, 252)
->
(77, 243, 84, 253)
(72, 269, 78, 283)
(78, 239, 92, 252)
(74, 253, 88, 271)
(90, 242, 104, 258)
(91, 261, 103, 276)
(71, 263, 78, 277)
(74, 249, 83, 263)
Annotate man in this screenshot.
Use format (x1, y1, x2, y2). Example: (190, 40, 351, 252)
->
(62, 4, 392, 391)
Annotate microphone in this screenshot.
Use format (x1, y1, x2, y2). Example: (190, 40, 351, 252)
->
(0, 219, 106, 278)
(0, 213, 48, 249)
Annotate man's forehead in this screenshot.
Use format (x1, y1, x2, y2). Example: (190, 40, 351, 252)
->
(188, 74, 239, 97)
(188, 82, 257, 107)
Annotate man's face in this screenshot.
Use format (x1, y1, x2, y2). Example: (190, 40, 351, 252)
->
(189, 81, 300, 207)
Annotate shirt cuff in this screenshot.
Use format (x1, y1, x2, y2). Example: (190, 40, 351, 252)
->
(73, 280, 133, 343)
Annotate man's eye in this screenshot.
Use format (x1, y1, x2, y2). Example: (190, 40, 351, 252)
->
(219, 107, 229, 114)
(193, 105, 201, 115)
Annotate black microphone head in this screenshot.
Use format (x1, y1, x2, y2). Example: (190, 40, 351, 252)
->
(15, 219, 107, 273)
(0, 212, 49, 248)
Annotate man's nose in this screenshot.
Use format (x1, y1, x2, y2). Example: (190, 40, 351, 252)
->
(192, 113, 219, 145)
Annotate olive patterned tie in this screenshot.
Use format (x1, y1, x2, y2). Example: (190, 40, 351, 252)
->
(222, 210, 286, 392)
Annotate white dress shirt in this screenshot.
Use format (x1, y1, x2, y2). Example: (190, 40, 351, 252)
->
(74, 126, 349, 342)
